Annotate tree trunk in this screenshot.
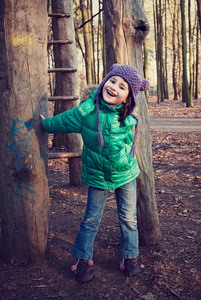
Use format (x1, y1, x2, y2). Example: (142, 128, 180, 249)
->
(158, 0, 164, 102)
(52, 0, 83, 185)
(180, 0, 193, 107)
(143, 39, 149, 101)
(177, 8, 182, 98)
(96, 0, 101, 84)
(90, 0, 96, 83)
(0, 0, 50, 264)
(80, 0, 95, 83)
(155, 0, 162, 104)
(172, 0, 178, 100)
(101, 5, 107, 79)
(164, 0, 169, 99)
(142, 0, 149, 101)
(195, 18, 199, 99)
(160, 1, 166, 100)
(189, 0, 193, 100)
(153, 0, 159, 98)
(197, 0, 201, 32)
(103, 0, 161, 245)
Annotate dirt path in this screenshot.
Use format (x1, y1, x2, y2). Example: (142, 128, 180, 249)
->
(0, 97, 201, 300)
(150, 118, 201, 132)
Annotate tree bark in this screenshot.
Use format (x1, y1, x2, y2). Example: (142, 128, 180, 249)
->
(160, 1, 166, 100)
(172, 0, 178, 100)
(177, 8, 182, 98)
(195, 18, 199, 99)
(156, 0, 164, 103)
(52, 0, 83, 185)
(0, 0, 50, 264)
(142, 0, 148, 101)
(180, 0, 193, 107)
(155, 0, 161, 104)
(164, 0, 169, 99)
(189, 0, 193, 100)
(103, 0, 161, 245)
(80, 0, 95, 83)
(197, 0, 201, 32)
(102, 5, 107, 79)
(90, 0, 96, 83)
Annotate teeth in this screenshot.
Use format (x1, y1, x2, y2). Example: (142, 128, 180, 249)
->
(107, 89, 115, 97)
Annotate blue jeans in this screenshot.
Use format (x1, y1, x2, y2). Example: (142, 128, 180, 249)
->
(72, 180, 138, 260)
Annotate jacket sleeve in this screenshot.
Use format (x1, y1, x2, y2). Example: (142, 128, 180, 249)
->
(42, 106, 83, 134)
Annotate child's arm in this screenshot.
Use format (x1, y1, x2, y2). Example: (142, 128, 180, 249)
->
(40, 107, 83, 134)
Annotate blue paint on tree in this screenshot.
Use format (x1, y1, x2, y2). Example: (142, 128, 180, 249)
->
(9, 118, 36, 200)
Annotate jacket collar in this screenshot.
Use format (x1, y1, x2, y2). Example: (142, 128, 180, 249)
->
(99, 98, 137, 126)
(99, 98, 124, 112)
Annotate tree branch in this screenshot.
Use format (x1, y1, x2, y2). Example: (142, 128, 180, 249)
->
(75, 9, 103, 31)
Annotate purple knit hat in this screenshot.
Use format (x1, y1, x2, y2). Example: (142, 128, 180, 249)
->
(96, 64, 150, 157)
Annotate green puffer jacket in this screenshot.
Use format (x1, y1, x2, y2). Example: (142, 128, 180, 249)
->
(43, 89, 140, 190)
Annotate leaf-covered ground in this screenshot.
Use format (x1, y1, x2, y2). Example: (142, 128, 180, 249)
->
(1, 97, 201, 300)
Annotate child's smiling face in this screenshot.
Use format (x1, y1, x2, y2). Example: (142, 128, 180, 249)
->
(102, 76, 130, 107)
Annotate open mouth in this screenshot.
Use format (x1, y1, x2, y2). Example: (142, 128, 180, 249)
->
(107, 89, 116, 97)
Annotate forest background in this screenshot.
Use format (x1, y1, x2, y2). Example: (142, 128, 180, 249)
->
(48, 0, 201, 107)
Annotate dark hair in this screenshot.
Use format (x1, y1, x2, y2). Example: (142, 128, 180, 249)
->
(119, 91, 132, 122)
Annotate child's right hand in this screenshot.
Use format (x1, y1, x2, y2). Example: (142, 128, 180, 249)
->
(40, 114, 45, 123)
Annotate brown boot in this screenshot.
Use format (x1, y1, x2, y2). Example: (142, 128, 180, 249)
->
(74, 259, 93, 282)
(124, 258, 141, 276)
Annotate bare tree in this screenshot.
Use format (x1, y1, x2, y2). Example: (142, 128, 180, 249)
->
(80, 0, 95, 83)
(195, 15, 199, 99)
(177, 4, 182, 98)
(142, 0, 149, 101)
(164, 0, 169, 99)
(180, 0, 193, 107)
(189, 0, 193, 100)
(197, 0, 201, 31)
(169, 0, 178, 100)
(103, 0, 161, 245)
(0, 0, 50, 264)
(155, 0, 164, 103)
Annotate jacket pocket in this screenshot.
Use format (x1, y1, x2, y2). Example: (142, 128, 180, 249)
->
(111, 151, 130, 171)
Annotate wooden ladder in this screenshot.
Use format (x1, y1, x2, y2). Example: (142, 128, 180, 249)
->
(47, 10, 82, 160)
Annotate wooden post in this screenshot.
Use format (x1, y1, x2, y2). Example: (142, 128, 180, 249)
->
(0, 0, 50, 264)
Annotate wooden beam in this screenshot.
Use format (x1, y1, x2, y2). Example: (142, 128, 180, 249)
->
(48, 13, 70, 18)
(48, 96, 79, 101)
(49, 151, 82, 159)
(47, 40, 73, 46)
(47, 68, 77, 73)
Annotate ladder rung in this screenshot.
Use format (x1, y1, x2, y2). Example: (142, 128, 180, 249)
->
(49, 151, 82, 159)
(48, 96, 79, 101)
(48, 68, 77, 73)
(47, 40, 73, 45)
(48, 13, 70, 18)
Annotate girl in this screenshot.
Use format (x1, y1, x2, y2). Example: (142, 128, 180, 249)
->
(40, 64, 150, 282)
